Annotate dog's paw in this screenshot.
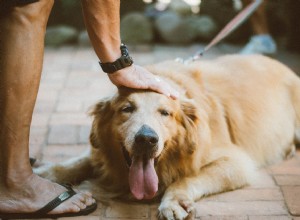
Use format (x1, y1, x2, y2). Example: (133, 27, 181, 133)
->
(34, 164, 57, 181)
(158, 196, 195, 220)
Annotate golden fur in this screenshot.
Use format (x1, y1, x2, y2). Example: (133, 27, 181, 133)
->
(36, 55, 300, 220)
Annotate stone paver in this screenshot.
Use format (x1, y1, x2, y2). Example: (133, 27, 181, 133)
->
(248, 216, 292, 220)
(43, 145, 89, 163)
(274, 175, 300, 186)
(201, 188, 284, 202)
(27, 44, 300, 220)
(200, 217, 248, 220)
(195, 201, 288, 217)
(48, 125, 78, 145)
(282, 186, 300, 216)
(104, 201, 150, 219)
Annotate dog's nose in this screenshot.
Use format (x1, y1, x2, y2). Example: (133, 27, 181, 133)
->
(134, 125, 159, 148)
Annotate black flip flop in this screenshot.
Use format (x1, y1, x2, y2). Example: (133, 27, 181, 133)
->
(29, 157, 36, 166)
(0, 184, 97, 219)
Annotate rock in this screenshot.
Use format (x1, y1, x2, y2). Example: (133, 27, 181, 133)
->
(154, 12, 182, 44)
(45, 26, 78, 47)
(78, 31, 91, 47)
(120, 12, 154, 44)
(155, 12, 199, 44)
(190, 15, 218, 41)
(169, 0, 191, 16)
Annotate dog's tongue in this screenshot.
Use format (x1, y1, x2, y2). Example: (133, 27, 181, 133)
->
(129, 156, 158, 200)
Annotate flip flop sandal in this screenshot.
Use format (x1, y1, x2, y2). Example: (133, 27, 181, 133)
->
(29, 157, 36, 166)
(0, 184, 97, 219)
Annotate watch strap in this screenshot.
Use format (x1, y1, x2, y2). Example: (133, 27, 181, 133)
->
(99, 44, 134, 74)
(100, 56, 133, 74)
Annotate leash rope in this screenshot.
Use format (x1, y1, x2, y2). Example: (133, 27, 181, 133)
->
(183, 0, 263, 63)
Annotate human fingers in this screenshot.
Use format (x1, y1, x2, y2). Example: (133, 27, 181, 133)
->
(151, 75, 179, 100)
(108, 65, 180, 99)
(132, 65, 179, 99)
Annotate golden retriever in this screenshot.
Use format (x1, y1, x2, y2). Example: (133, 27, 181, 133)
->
(36, 54, 300, 220)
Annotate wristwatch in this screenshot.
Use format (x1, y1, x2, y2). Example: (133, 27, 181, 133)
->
(99, 44, 134, 74)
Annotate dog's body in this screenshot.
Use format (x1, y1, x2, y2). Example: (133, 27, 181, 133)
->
(37, 55, 300, 220)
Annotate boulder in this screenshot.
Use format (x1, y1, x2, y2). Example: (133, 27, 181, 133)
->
(78, 31, 91, 47)
(45, 26, 78, 47)
(120, 12, 154, 44)
(190, 15, 218, 41)
(169, 0, 191, 16)
(155, 12, 202, 44)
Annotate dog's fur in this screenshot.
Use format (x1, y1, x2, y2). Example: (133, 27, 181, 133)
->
(36, 55, 300, 220)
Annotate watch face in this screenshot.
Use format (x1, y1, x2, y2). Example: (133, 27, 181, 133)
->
(120, 56, 133, 67)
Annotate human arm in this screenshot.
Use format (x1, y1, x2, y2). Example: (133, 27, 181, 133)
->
(81, 0, 178, 99)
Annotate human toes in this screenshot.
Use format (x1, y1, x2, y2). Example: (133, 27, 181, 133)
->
(50, 191, 95, 214)
(50, 197, 82, 214)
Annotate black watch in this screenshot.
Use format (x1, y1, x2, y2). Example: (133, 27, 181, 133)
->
(99, 44, 134, 74)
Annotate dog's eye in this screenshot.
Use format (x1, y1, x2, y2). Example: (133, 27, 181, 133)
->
(121, 105, 135, 113)
(160, 109, 171, 116)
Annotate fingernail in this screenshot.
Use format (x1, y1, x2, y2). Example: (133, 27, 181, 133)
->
(171, 91, 180, 99)
(155, 76, 161, 82)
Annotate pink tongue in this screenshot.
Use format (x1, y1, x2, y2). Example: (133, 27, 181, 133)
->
(128, 156, 158, 200)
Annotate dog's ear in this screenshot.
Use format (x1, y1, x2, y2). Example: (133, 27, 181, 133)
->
(89, 97, 112, 120)
(178, 99, 200, 154)
(180, 98, 199, 124)
(89, 98, 113, 149)
(179, 98, 211, 155)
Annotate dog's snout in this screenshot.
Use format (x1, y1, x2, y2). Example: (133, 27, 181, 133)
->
(134, 125, 159, 148)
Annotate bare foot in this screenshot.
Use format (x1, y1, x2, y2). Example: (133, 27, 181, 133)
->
(0, 173, 95, 214)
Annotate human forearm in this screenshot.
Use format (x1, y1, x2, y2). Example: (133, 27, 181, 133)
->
(80, 0, 179, 99)
(81, 0, 121, 63)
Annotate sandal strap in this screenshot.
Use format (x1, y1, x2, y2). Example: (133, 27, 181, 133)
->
(34, 184, 76, 215)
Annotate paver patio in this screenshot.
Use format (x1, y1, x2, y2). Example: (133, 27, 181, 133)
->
(26, 44, 300, 220)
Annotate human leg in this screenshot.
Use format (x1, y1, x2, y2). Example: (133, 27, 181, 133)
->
(0, 0, 95, 215)
(240, 0, 277, 55)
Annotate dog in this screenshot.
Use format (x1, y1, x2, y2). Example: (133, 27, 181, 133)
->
(36, 54, 300, 220)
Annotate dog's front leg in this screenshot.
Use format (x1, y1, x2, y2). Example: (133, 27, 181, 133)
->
(158, 149, 257, 220)
(34, 150, 93, 185)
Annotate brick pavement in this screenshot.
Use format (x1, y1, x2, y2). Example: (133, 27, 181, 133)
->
(28, 44, 300, 220)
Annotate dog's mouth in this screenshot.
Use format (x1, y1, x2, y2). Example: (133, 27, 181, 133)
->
(122, 146, 159, 167)
(122, 146, 132, 167)
(122, 146, 159, 200)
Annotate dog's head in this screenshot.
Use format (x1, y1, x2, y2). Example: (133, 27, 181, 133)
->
(89, 88, 207, 200)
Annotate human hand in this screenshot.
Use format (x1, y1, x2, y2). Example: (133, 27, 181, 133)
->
(107, 64, 179, 99)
